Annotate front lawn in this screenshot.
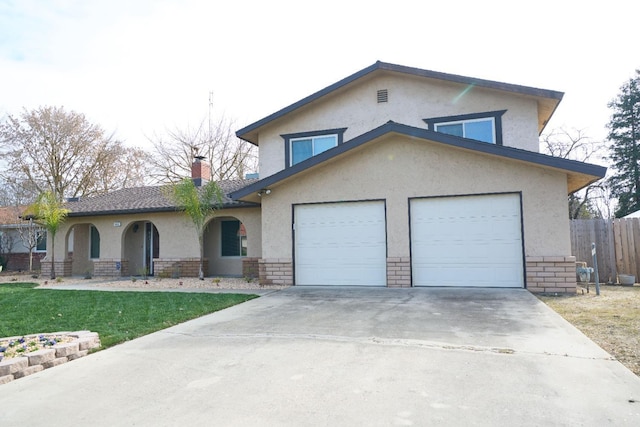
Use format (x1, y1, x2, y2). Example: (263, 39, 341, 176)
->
(0, 282, 257, 349)
(538, 285, 640, 376)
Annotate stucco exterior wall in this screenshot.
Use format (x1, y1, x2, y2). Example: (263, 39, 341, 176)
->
(260, 135, 570, 260)
(258, 72, 541, 178)
(204, 209, 262, 276)
(51, 206, 261, 276)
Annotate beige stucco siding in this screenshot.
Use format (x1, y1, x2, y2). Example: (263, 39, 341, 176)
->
(204, 209, 263, 276)
(52, 207, 262, 269)
(260, 135, 569, 260)
(258, 72, 541, 178)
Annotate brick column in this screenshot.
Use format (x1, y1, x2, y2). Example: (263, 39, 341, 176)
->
(153, 258, 207, 278)
(258, 258, 293, 286)
(526, 256, 576, 294)
(242, 257, 260, 279)
(40, 259, 72, 277)
(387, 257, 411, 287)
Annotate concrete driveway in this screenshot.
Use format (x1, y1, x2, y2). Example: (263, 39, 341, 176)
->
(1, 287, 639, 426)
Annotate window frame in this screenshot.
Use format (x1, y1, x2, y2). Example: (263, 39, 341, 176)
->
(423, 110, 506, 145)
(282, 128, 347, 168)
(34, 230, 47, 252)
(89, 225, 100, 259)
(220, 219, 247, 258)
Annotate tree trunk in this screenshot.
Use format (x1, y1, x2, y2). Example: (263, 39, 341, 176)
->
(29, 249, 33, 272)
(198, 234, 204, 280)
(50, 232, 56, 279)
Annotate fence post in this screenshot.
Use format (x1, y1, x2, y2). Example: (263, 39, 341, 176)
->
(592, 242, 600, 296)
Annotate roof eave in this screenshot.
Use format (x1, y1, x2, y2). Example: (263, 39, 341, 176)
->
(66, 201, 261, 218)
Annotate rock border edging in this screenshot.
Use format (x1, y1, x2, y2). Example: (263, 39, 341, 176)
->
(0, 331, 101, 385)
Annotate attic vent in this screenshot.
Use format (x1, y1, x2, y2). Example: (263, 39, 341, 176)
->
(377, 89, 388, 103)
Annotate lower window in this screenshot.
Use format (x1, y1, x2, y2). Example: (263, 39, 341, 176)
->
(221, 220, 247, 257)
(90, 225, 100, 259)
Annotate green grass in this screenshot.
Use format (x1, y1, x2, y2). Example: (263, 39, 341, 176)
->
(0, 282, 257, 348)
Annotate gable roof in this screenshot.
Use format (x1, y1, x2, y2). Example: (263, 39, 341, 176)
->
(236, 61, 564, 145)
(230, 122, 606, 201)
(65, 179, 258, 217)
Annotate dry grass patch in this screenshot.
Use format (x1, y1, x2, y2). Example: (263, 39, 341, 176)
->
(538, 285, 640, 376)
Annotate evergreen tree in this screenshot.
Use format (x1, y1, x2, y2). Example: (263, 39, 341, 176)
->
(607, 70, 640, 217)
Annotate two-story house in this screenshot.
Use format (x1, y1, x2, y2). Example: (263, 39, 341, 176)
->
(47, 61, 606, 292)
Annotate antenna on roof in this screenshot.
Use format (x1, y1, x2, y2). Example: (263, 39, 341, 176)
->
(208, 91, 214, 138)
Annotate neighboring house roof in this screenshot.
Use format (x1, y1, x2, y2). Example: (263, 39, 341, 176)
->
(0, 206, 25, 226)
(623, 210, 640, 219)
(236, 61, 564, 145)
(65, 179, 259, 217)
(230, 122, 607, 202)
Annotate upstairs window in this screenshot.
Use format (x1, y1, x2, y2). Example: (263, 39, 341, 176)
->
(291, 135, 337, 165)
(424, 110, 506, 145)
(435, 118, 495, 143)
(282, 128, 347, 167)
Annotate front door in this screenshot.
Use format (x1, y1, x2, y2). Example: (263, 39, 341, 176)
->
(144, 222, 160, 276)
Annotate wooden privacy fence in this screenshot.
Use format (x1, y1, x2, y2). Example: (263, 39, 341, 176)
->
(570, 218, 640, 283)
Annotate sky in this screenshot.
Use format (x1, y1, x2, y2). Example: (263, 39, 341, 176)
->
(0, 0, 638, 162)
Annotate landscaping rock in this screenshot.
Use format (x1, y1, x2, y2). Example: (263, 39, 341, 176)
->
(0, 374, 14, 384)
(55, 342, 79, 357)
(26, 349, 56, 366)
(13, 364, 43, 379)
(42, 357, 69, 369)
(0, 357, 28, 375)
(67, 350, 89, 361)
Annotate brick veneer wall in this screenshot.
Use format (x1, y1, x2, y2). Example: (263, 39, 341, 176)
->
(259, 258, 293, 286)
(93, 259, 129, 277)
(153, 258, 207, 278)
(4, 252, 45, 272)
(387, 257, 411, 288)
(40, 259, 72, 277)
(242, 257, 259, 279)
(526, 256, 577, 294)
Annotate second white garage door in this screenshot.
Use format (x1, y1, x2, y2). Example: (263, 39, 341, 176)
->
(410, 194, 524, 288)
(294, 201, 387, 286)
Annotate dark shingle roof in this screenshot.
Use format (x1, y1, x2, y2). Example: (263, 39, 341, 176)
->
(66, 179, 258, 217)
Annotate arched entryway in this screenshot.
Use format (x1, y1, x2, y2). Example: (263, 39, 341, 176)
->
(122, 221, 159, 276)
(204, 216, 247, 277)
(65, 223, 100, 275)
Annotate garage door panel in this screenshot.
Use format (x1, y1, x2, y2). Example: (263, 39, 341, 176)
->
(411, 194, 524, 288)
(295, 201, 386, 286)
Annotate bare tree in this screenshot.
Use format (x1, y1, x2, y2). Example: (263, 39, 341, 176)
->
(540, 127, 610, 219)
(0, 177, 40, 207)
(146, 116, 257, 184)
(0, 229, 16, 270)
(0, 106, 150, 201)
(16, 216, 44, 272)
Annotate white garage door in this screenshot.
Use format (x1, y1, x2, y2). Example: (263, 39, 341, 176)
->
(294, 201, 387, 286)
(411, 194, 524, 288)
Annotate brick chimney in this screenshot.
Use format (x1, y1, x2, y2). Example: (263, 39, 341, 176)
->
(191, 156, 211, 186)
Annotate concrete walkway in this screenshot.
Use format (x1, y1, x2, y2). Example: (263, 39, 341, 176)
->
(1, 287, 639, 426)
